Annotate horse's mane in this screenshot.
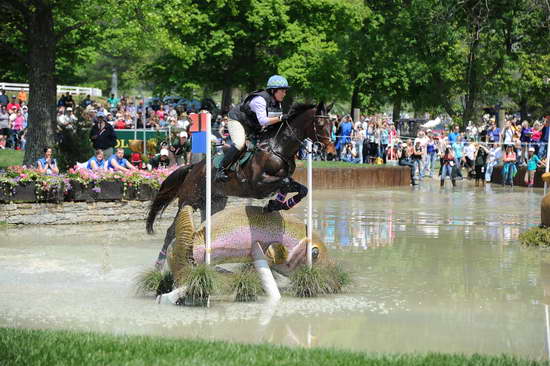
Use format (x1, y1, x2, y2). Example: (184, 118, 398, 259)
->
(288, 103, 315, 120)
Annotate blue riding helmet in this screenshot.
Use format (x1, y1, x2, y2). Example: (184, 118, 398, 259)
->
(266, 75, 290, 90)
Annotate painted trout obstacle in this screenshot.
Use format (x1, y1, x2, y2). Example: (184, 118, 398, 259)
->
(140, 133, 351, 306)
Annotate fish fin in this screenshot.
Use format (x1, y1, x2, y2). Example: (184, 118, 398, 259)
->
(266, 242, 288, 265)
(173, 205, 195, 276)
(194, 226, 205, 247)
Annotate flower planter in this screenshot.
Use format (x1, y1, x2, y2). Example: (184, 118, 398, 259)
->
(122, 184, 157, 201)
(11, 182, 37, 203)
(0, 183, 14, 203)
(70, 181, 96, 202)
(42, 185, 65, 203)
(136, 184, 157, 201)
(95, 181, 123, 201)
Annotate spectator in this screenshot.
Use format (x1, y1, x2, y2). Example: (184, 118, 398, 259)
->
(351, 123, 365, 163)
(541, 117, 550, 158)
(399, 143, 417, 185)
(485, 143, 501, 183)
(7, 96, 20, 112)
(107, 93, 119, 112)
(451, 135, 464, 178)
(440, 146, 456, 187)
(424, 133, 437, 178)
(0, 135, 6, 149)
(17, 88, 27, 104)
(114, 113, 127, 129)
(473, 143, 488, 186)
(448, 125, 460, 144)
(0, 105, 9, 146)
(0, 90, 8, 107)
(170, 131, 191, 165)
(149, 148, 171, 169)
(108, 148, 136, 172)
(519, 121, 532, 163)
(90, 111, 117, 158)
(65, 94, 75, 109)
(86, 149, 108, 171)
(340, 142, 361, 163)
(11, 109, 25, 148)
(463, 140, 476, 177)
(412, 140, 423, 179)
(525, 146, 543, 187)
(501, 120, 515, 145)
(379, 122, 389, 162)
(80, 94, 93, 108)
(502, 144, 517, 186)
(335, 115, 353, 157)
(36, 147, 59, 175)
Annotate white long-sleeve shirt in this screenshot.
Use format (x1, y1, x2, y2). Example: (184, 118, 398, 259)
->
(249, 96, 282, 126)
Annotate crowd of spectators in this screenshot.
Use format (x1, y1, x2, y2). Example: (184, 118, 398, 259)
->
(2, 89, 549, 187)
(325, 112, 550, 186)
(0, 89, 28, 150)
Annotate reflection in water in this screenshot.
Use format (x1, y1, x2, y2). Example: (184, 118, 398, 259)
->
(0, 183, 548, 358)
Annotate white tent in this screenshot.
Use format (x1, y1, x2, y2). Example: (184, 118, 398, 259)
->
(422, 117, 441, 129)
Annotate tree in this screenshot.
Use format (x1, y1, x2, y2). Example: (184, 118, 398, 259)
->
(0, 0, 109, 166)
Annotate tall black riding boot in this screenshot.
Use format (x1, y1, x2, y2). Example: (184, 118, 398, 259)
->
(451, 179, 456, 187)
(215, 146, 241, 183)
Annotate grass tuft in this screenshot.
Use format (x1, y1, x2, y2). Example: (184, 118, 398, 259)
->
(229, 265, 264, 302)
(319, 261, 352, 294)
(178, 264, 217, 306)
(290, 265, 326, 297)
(519, 226, 550, 247)
(135, 269, 174, 296)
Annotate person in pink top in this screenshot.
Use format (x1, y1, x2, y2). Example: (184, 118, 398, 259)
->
(502, 144, 517, 186)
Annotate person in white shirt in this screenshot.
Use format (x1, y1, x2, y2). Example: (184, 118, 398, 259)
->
(215, 75, 290, 182)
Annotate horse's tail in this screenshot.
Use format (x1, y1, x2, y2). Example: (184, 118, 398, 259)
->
(146, 165, 193, 234)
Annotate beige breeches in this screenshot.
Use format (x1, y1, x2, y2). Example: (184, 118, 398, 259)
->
(228, 119, 246, 150)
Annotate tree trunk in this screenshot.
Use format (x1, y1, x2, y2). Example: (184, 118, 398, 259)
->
(111, 67, 118, 98)
(463, 25, 480, 126)
(392, 96, 402, 123)
(23, 6, 57, 167)
(350, 83, 360, 117)
(520, 97, 528, 122)
(221, 86, 232, 115)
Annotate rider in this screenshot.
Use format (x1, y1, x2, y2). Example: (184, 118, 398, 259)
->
(215, 75, 290, 182)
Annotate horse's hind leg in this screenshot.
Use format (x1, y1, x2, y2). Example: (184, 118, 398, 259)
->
(154, 208, 179, 270)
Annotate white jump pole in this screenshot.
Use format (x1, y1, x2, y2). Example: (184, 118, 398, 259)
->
(306, 138, 313, 268)
(205, 111, 212, 265)
(546, 304, 550, 360)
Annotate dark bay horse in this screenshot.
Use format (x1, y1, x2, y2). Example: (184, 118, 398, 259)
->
(147, 102, 334, 268)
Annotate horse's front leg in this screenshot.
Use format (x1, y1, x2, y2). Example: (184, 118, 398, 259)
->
(265, 178, 308, 212)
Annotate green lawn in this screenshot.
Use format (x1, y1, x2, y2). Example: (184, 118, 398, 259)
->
(0, 327, 545, 366)
(0, 149, 24, 170)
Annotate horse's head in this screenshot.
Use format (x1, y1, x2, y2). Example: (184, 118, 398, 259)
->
(286, 102, 334, 154)
(313, 102, 335, 156)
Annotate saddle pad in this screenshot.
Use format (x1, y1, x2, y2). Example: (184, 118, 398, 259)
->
(212, 150, 254, 171)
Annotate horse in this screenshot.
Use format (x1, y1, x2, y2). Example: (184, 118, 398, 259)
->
(146, 101, 335, 269)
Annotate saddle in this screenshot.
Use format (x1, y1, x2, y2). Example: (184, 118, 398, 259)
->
(213, 139, 258, 171)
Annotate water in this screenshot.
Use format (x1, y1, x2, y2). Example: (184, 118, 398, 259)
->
(1, 182, 548, 359)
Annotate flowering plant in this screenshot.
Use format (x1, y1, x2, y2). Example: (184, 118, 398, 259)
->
(1, 166, 68, 201)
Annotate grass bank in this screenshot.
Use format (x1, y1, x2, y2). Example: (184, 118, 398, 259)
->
(0, 327, 544, 366)
(0, 149, 24, 170)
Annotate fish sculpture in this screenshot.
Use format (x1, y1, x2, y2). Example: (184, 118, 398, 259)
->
(167, 205, 328, 278)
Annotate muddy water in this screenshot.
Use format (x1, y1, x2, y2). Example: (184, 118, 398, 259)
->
(0, 183, 548, 359)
